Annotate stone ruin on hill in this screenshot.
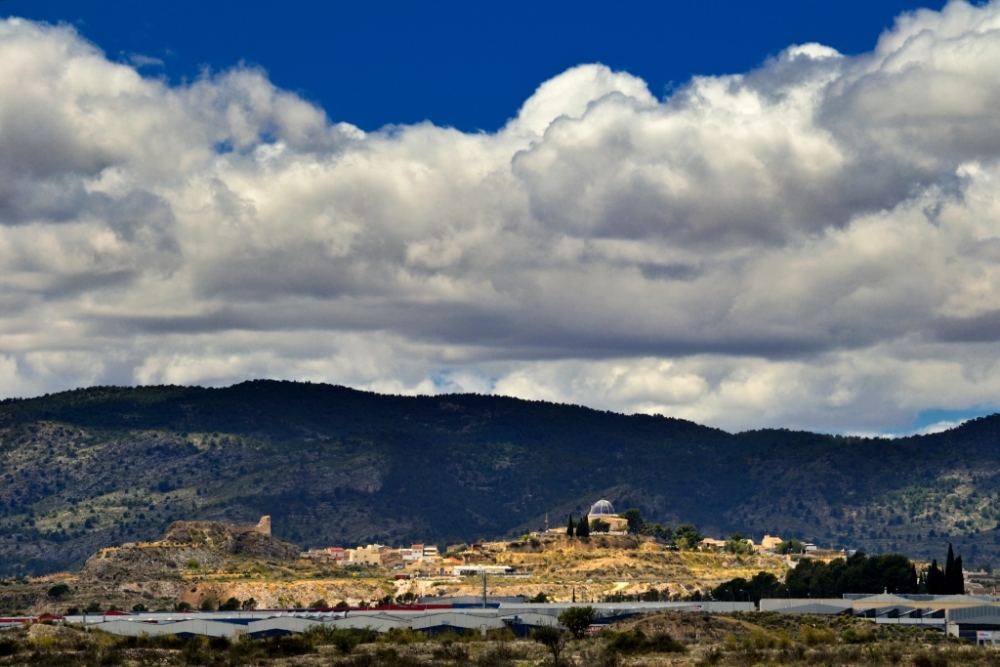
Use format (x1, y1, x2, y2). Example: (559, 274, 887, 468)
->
(83, 516, 299, 580)
(163, 515, 298, 560)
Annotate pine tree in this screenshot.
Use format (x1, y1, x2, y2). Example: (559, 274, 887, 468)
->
(576, 515, 590, 538)
(566, 515, 575, 538)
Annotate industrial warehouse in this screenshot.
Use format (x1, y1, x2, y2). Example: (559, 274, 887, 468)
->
(10, 594, 1000, 644)
(1, 598, 750, 639)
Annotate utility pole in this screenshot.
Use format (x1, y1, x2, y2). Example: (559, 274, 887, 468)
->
(482, 571, 488, 609)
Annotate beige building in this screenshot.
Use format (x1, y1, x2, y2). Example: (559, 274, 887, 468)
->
(347, 544, 383, 566)
(758, 535, 784, 552)
(699, 538, 727, 551)
(587, 499, 629, 533)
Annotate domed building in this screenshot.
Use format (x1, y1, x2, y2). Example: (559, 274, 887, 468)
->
(587, 499, 629, 532)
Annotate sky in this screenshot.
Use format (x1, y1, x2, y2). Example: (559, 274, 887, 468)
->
(1, 0, 1000, 435)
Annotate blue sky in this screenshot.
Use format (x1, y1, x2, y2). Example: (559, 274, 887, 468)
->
(1, 0, 999, 435)
(1, 0, 940, 131)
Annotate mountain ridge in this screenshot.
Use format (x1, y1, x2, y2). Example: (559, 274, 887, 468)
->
(1, 380, 999, 576)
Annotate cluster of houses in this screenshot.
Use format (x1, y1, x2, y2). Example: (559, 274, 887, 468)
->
(302, 542, 517, 576)
(300, 498, 823, 576)
(303, 543, 440, 568)
(697, 534, 831, 555)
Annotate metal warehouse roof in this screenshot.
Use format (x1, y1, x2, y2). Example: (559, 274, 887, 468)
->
(412, 612, 508, 632)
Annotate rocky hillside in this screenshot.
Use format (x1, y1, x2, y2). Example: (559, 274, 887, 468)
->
(1, 381, 1000, 575)
(82, 516, 299, 581)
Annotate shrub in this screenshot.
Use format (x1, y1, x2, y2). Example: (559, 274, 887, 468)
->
(913, 652, 948, 667)
(47, 583, 70, 599)
(330, 629, 362, 654)
(486, 628, 516, 642)
(800, 625, 836, 646)
(432, 641, 470, 661)
(381, 627, 426, 644)
(477, 641, 516, 667)
(647, 632, 688, 653)
(842, 627, 875, 644)
(0, 637, 20, 657)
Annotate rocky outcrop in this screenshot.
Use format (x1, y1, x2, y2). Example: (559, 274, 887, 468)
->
(83, 544, 221, 580)
(163, 515, 298, 560)
(81, 516, 298, 580)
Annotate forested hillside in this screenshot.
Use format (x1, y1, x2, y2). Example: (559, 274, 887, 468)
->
(2, 381, 1000, 575)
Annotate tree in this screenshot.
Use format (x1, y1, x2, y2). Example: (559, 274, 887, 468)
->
(639, 522, 673, 541)
(724, 532, 753, 555)
(218, 597, 241, 611)
(47, 583, 70, 599)
(713, 571, 781, 604)
(558, 606, 597, 639)
(945, 543, 956, 592)
(949, 554, 965, 595)
(620, 508, 644, 534)
(926, 559, 945, 594)
(673, 524, 702, 550)
(576, 515, 590, 538)
(777, 539, 805, 554)
(532, 626, 568, 667)
(784, 552, 918, 597)
(590, 518, 610, 533)
(566, 515, 575, 538)
(242, 598, 257, 611)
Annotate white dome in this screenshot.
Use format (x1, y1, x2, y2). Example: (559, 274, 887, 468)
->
(589, 499, 616, 516)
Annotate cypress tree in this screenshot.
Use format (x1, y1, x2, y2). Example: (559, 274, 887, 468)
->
(945, 544, 958, 594)
(577, 515, 590, 538)
(953, 555, 965, 595)
(927, 559, 943, 594)
(908, 564, 918, 594)
(566, 515, 575, 538)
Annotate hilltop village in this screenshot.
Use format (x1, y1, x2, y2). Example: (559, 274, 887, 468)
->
(302, 499, 807, 578)
(7, 498, 995, 616)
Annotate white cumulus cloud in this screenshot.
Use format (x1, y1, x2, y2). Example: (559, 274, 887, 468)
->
(4, 3, 1000, 433)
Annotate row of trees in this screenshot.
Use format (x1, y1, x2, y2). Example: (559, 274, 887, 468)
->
(924, 543, 965, 595)
(713, 544, 966, 601)
(564, 508, 704, 549)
